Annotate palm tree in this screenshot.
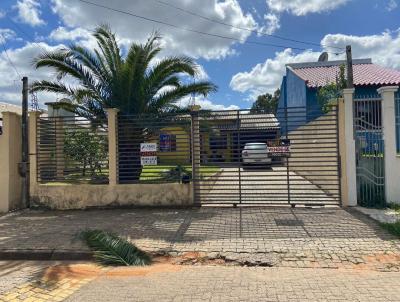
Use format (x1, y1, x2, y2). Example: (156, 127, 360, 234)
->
(31, 24, 217, 181)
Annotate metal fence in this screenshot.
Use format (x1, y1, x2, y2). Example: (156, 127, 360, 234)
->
(35, 107, 342, 206)
(117, 113, 192, 184)
(353, 95, 385, 208)
(193, 107, 341, 206)
(36, 116, 109, 184)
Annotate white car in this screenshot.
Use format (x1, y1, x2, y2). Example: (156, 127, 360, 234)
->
(242, 142, 271, 165)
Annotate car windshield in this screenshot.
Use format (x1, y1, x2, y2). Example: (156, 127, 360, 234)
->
(245, 144, 266, 150)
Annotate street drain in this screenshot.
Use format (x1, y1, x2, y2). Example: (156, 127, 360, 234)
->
(274, 219, 304, 226)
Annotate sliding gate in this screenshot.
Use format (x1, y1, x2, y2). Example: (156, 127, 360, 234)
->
(192, 107, 341, 206)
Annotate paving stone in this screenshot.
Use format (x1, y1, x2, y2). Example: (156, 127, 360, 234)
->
(0, 207, 400, 271)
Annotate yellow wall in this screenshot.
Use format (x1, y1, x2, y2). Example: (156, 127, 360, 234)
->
(148, 126, 191, 164)
(0, 112, 22, 212)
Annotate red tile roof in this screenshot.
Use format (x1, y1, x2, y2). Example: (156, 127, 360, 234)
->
(290, 62, 400, 88)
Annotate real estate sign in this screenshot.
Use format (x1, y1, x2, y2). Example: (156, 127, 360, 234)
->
(267, 139, 291, 157)
(140, 143, 157, 165)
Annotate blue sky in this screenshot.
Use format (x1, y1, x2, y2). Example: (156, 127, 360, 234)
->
(0, 0, 399, 109)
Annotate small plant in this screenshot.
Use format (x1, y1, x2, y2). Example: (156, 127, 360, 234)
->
(317, 64, 347, 113)
(163, 165, 192, 183)
(79, 230, 151, 266)
(380, 221, 400, 238)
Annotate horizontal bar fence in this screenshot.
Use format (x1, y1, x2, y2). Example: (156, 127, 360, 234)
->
(353, 95, 385, 208)
(35, 106, 341, 207)
(117, 112, 192, 184)
(193, 106, 341, 206)
(36, 116, 109, 184)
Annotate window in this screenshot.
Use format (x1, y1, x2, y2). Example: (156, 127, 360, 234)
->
(159, 134, 177, 152)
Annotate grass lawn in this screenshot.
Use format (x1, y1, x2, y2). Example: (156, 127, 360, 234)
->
(388, 203, 400, 214)
(379, 203, 400, 238)
(140, 165, 220, 181)
(40, 165, 220, 184)
(380, 221, 400, 238)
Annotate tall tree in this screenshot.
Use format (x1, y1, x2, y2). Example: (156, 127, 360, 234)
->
(31, 24, 217, 123)
(31, 25, 217, 181)
(251, 89, 280, 114)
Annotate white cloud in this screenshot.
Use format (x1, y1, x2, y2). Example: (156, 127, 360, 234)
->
(14, 0, 45, 26)
(262, 13, 280, 35)
(386, 0, 398, 11)
(230, 29, 400, 99)
(0, 29, 16, 43)
(175, 96, 239, 110)
(0, 42, 67, 106)
(0, 10, 6, 19)
(49, 27, 92, 41)
(266, 0, 351, 16)
(322, 30, 400, 69)
(50, 0, 258, 60)
(230, 48, 319, 98)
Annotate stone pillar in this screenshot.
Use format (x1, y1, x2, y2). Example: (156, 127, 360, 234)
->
(190, 105, 201, 205)
(377, 86, 400, 204)
(29, 111, 41, 190)
(342, 88, 357, 206)
(107, 108, 119, 185)
(0, 112, 22, 212)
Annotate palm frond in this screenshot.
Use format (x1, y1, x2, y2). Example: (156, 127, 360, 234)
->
(151, 81, 218, 112)
(79, 229, 151, 266)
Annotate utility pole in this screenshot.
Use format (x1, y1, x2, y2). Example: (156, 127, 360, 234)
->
(21, 76, 29, 208)
(346, 45, 354, 88)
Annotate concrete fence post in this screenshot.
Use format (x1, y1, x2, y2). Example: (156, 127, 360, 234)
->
(342, 88, 357, 206)
(190, 105, 201, 205)
(29, 111, 41, 190)
(107, 108, 119, 186)
(0, 112, 22, 212)
(377, 86, 400, 204)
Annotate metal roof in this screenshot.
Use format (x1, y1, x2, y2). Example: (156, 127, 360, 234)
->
(206, 111, 280, 130)
(288, 60, 400, 88)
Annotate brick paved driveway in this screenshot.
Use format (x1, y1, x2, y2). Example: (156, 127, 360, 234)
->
(203, 167, 338, 205)
(0, 207, 399, 269)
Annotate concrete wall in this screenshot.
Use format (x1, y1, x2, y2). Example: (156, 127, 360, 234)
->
(0, 112, 22, 212)
(31, 183, 193, 210)
(378, 86, 400, 204)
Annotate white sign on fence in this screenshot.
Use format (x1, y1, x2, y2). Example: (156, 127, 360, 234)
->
(140, 143, 157, 166)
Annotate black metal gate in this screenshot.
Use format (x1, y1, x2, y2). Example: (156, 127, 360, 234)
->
(354, 96, 385, 208)
(192, 106, 341, 206)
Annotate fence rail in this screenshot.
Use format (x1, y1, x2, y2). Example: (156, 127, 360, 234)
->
(36, 116, 109, 184)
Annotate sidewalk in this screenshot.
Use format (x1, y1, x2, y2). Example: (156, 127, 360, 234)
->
(0, 207, 399, 270)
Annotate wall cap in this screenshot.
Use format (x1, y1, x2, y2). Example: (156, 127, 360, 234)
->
(1, 111, 20, 116)
(342, 88, 355, 95)
(106, 108, 120, 113)
(377, 86, 399, 94)
(28, 111, 41, 117)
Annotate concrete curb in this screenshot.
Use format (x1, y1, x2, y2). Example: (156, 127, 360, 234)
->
(0, 249, 92, 261)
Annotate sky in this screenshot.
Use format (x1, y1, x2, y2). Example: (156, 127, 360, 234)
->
(0, 0, 399, 110)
